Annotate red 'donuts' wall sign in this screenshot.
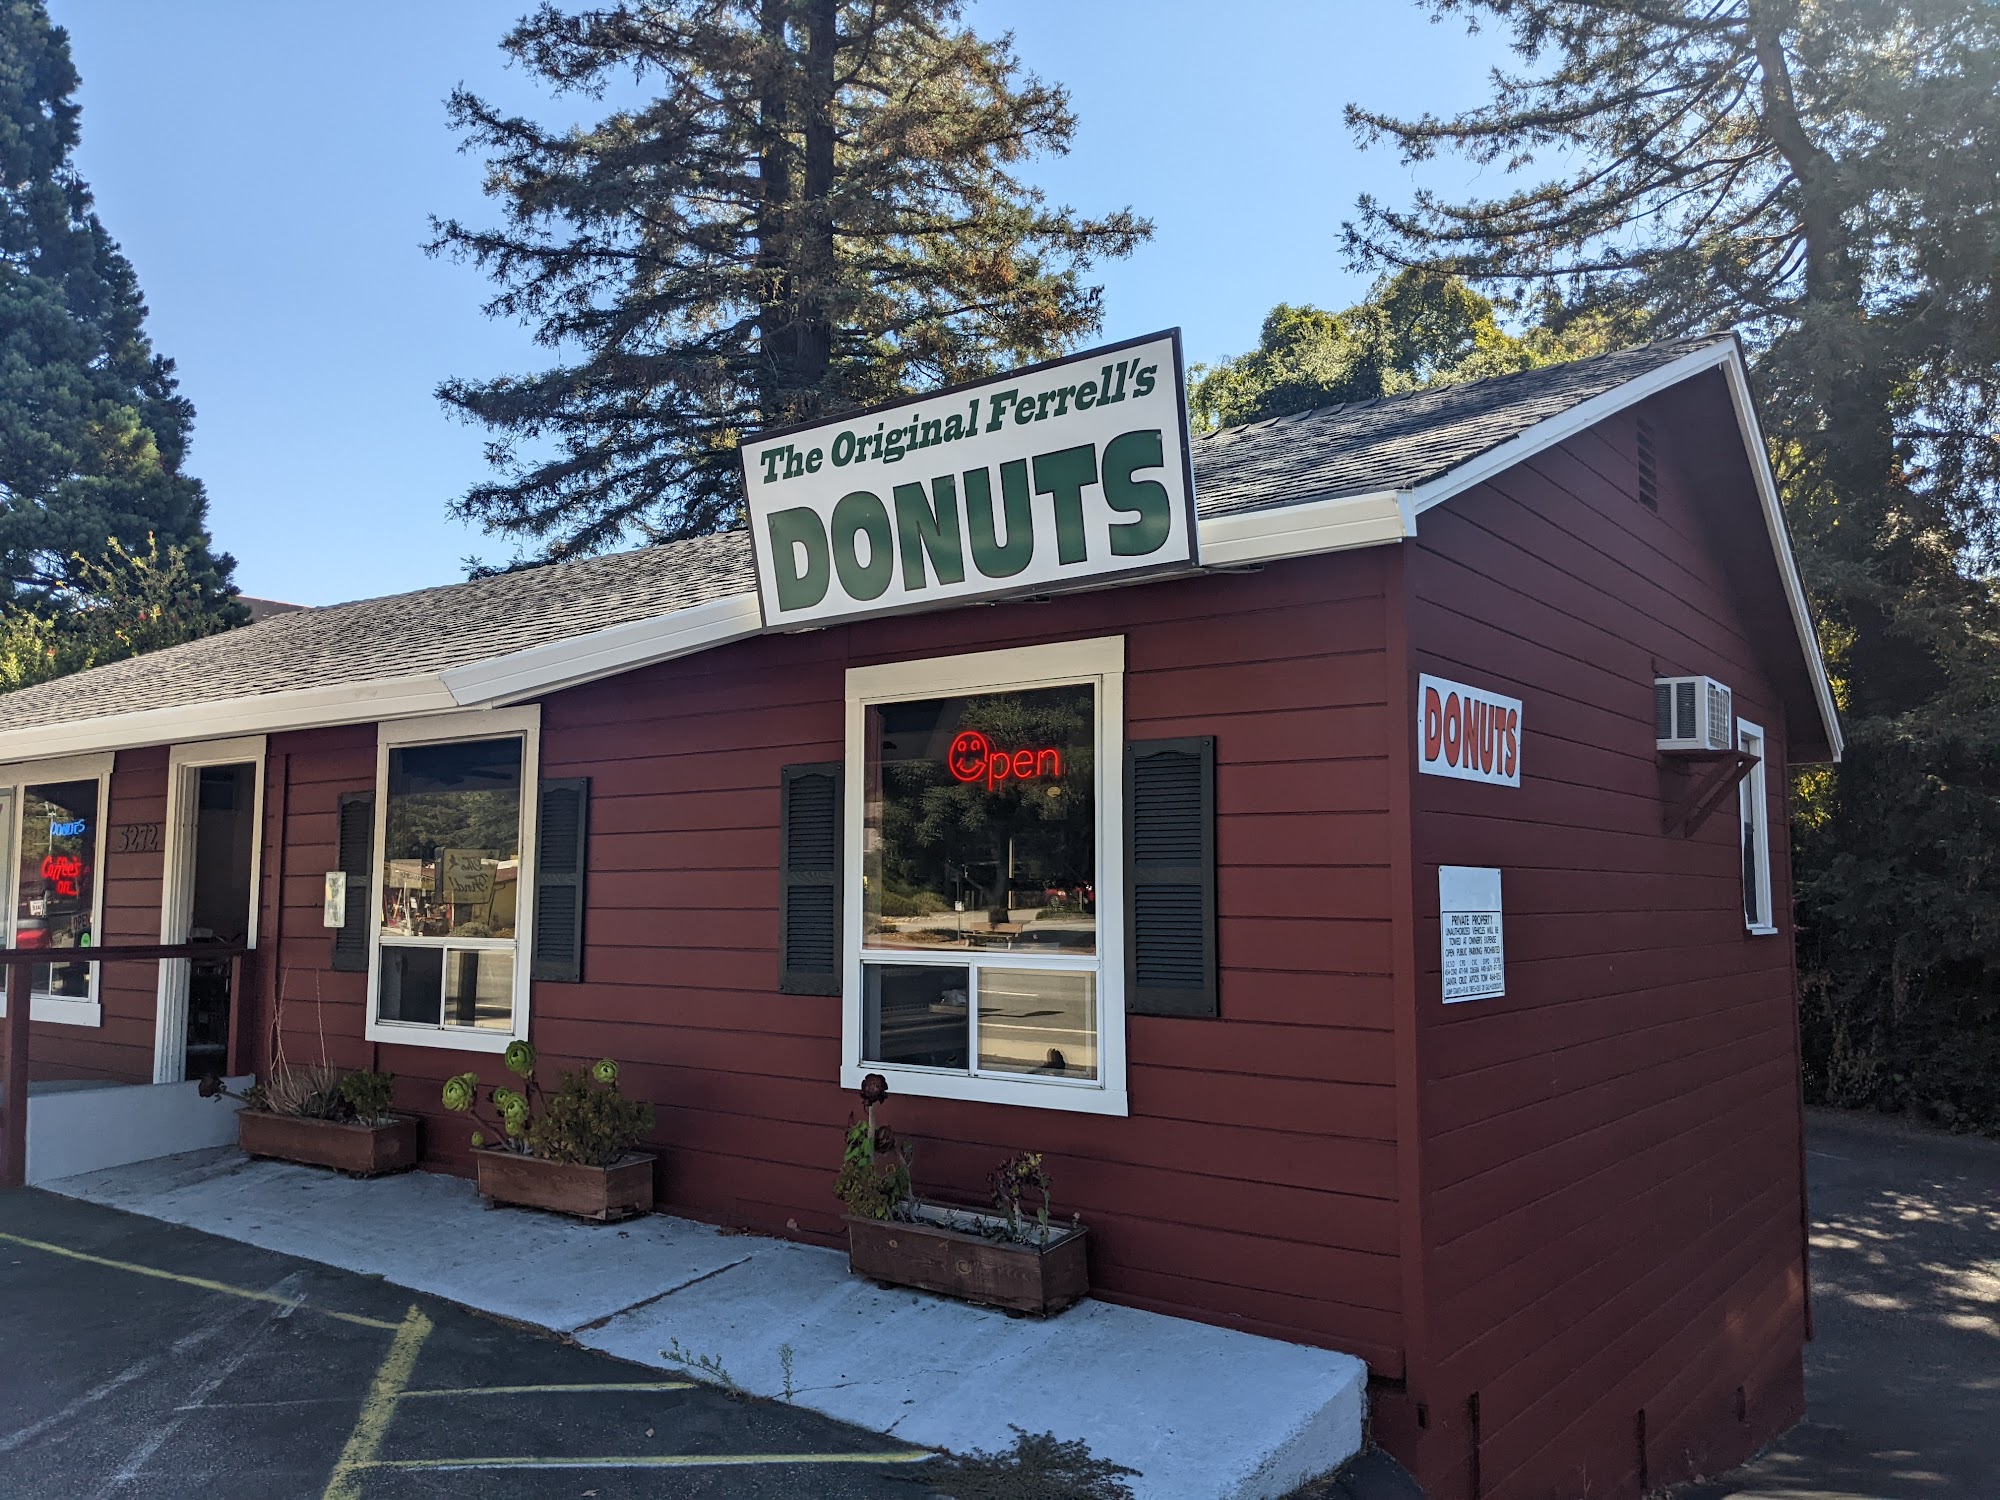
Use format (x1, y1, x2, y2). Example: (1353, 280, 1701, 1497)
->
(1418, 673, 1522, 787)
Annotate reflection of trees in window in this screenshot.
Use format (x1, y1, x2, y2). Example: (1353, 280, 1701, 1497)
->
(384, 789, 520, 862)
(876, 687, 1094, 931)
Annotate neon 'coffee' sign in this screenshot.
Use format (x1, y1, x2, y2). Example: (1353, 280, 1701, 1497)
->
(41, 853, 83, 897)
(947, 730, 1062, 792)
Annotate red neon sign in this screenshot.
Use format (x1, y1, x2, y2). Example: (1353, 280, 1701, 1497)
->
(41, 853, 83, 898)
(947, 729, 1062, 792)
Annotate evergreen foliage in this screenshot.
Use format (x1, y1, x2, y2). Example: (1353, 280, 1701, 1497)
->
(0, 1, 236, 627)
(1188, 268, 1631, 432)
(0, 533, 231, 691)
(1348, 0, 2000, 1129)
(433, 0, 1151, 565)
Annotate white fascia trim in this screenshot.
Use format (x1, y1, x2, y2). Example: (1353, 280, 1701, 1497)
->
(1195, 489, 1415, 567)
(1716, 353, 1845, 762)
(442, 592, 766, 708)
(0, 676, 458, 766)
(1406, 338, 1843, 763)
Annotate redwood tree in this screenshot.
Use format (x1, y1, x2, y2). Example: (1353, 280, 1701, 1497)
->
(433, 0, 1150, 562)
(1347, 0, 2000, 1124)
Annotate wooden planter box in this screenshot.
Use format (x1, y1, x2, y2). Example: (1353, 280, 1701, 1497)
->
(846, 1205, 1089, 1315)
(474, 1148, 655, 1222)
(238, 1111, 421, 1177)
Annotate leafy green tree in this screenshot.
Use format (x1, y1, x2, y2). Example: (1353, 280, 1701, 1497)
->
(0, 533, 231, 691)
(1189, 268, 1630, 431)
(433, 0, 1151, 564)
(1348, 0, 2000, 1126)
(0, 1, 237, 617)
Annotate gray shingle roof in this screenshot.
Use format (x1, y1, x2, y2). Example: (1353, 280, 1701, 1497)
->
(0, 335, 1727, 736)
(1189, 334, 1724, 516)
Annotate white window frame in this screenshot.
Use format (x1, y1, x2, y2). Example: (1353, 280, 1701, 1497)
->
(1738, 718, 1777, 935)
(0, 750, 115, 1027)
(152, 735, 267, 1083)
(364, 707, 540, 1054)
(841, 637, 1128, 1116)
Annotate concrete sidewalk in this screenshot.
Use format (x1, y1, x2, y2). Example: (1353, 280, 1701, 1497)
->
(43, 1148, 1368, 1500)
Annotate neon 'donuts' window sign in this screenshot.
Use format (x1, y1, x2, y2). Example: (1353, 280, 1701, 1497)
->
(740, 331, 1199, 628)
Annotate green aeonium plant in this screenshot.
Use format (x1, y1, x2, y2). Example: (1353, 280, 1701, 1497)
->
(439, 1045, 651, 1166)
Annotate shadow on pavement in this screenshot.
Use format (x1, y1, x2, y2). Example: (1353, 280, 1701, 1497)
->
(1675, 1109, 2000, 1500)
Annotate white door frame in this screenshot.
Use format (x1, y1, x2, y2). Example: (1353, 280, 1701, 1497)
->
(153, 735, 266, 1084)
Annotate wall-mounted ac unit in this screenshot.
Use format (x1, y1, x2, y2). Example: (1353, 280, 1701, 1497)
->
(1655, 675, 1733, 752)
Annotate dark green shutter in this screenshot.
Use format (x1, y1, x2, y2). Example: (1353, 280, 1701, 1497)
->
(331, 791, 374, 972)
(780, 762, 842, 995)
(1126, 737, 1218, 1016)
(532, 778, 589, 983)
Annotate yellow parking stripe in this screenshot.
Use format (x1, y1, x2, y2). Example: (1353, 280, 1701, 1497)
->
(358, 1450, 933, 1471)
(0, 1231, 401, 1331)
(398, 1381, 696, 1399)
(322, 1304, 432, 1500)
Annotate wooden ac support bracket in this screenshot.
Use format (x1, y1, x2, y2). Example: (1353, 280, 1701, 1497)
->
(1661, 749, 1759, 837)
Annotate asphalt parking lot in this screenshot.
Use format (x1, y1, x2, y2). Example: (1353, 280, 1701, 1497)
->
(0, 1191, 932, 1500)
(1676, 1109, 2000, 1500)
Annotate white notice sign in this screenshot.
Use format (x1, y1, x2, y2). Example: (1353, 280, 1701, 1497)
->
(740, 332, 1197, 628)
(1440, 865, 1504, 1003)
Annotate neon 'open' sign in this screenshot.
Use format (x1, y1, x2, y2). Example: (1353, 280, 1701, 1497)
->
(947, 730, 1062, 792)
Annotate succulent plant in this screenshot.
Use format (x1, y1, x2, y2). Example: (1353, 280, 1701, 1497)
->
(441, 1073, 479, 1113)
(592, 1057, 618, 1086)
(503, 1040, 537, 1078)
(471, 1130, 486, 1149)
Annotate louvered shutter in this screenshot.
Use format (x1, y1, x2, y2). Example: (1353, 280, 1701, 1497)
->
(330, 791, 374, 972)
(780, 762, 842, 995)
(1125, 737, 1217, 1016)
(531, 778, 589, 983)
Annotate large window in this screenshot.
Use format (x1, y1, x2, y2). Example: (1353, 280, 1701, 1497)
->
(844, 639, 1126, 1115)
(1738, 719, 1776, 934)
(367, 711, 538, 1050)
(0, 753, 113, 1026)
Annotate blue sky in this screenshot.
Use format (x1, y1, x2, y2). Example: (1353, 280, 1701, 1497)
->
(51, 1, 1508, 605)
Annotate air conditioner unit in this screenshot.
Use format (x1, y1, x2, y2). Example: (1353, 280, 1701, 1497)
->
(1655, 675, 1734, 752)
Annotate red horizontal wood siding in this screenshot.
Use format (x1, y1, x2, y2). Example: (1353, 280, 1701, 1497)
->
(253, 553, 1410, 1371)
(25, 746, 167, 1084)
(1394, 403, 1809, 1500)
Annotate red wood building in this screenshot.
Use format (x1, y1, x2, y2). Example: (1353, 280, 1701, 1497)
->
(0, 334, 1839, 1499)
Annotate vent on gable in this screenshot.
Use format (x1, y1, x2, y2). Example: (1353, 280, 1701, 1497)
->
(1635, 414, 1660, 511)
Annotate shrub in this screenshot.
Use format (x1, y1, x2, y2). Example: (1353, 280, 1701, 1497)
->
(261, 1064, 348, 1120)
(439, 1043, 652, 1164)
(527, 1068, 654, 1166)
(339, 1070, 397, 1126)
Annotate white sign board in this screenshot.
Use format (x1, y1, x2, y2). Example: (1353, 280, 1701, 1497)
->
(1440, 865, 1504, 1002)
(322, 870, 347, 929)
(1419, 674, 1522, 786)
(740, 332, 1197, 627)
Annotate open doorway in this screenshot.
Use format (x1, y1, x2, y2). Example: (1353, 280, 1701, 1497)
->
(155, 740, 263, 1083)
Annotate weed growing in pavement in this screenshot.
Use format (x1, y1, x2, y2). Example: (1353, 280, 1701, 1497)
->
(660, 1338, 738, 1393)
(779, 1342, 796, 1401)
(905, 1428, 1137, 1499)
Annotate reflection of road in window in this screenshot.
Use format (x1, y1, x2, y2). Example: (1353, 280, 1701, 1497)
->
(976, 970, 1097, 1079)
